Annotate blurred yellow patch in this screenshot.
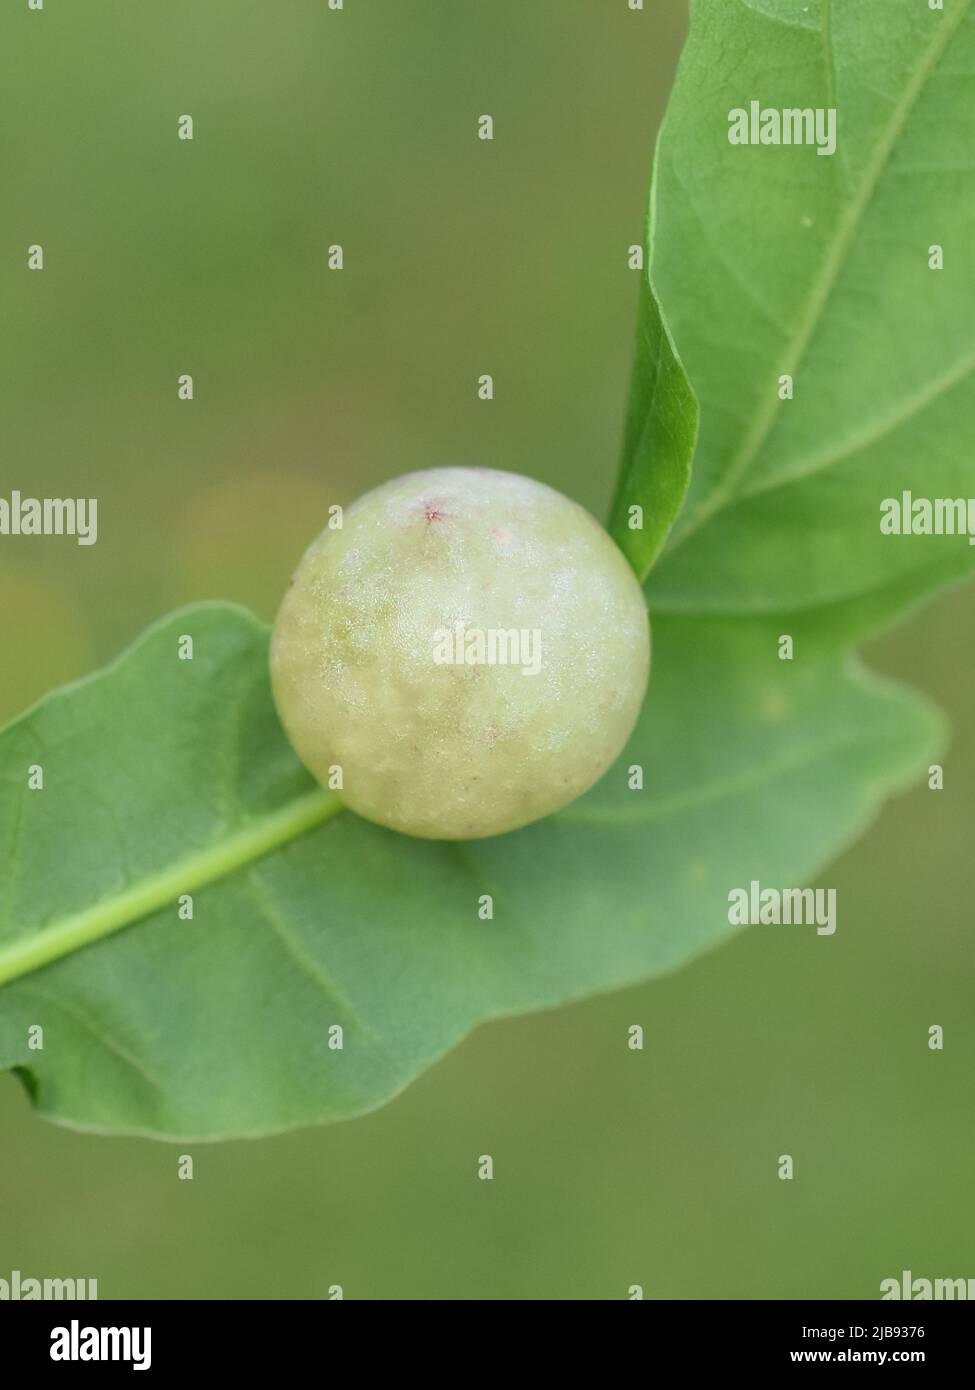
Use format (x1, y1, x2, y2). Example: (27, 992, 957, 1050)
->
(0, 568, 93, 724)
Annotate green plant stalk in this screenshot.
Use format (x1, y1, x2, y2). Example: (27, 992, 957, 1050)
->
(0, 788, 342, 987)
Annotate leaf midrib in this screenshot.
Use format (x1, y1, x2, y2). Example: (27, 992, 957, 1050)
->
(0, 788, 341, 987)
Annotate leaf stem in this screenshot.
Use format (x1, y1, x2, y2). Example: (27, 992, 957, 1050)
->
(0, 789, 342, 987)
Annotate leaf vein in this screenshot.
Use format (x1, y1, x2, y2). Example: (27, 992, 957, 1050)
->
(670, 0, 972, 549)
(17, 982, 169, 1104)
(244, 867, 392, 1059)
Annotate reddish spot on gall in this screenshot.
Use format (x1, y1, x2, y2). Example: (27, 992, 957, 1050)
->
(412, 496, 453, 524)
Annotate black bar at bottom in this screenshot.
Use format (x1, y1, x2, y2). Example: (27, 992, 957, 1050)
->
(2, 1297, 971, 1372)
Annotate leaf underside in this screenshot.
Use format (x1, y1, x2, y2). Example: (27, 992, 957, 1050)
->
(1, 0, 973, 1137)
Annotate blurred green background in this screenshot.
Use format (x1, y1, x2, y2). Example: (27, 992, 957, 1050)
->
(1, 0, 972, 1300)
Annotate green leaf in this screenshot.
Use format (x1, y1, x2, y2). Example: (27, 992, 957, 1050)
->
(0, 603, 939, 1138)
(1, 0, 971, 1139)
(608, 133, 699, 579)
(649, 0, 975, 614)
